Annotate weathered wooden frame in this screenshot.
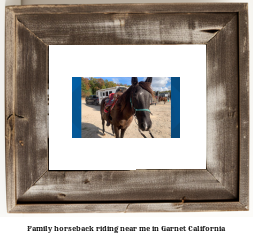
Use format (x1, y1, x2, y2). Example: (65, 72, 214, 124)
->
(5, 4, 249, 213)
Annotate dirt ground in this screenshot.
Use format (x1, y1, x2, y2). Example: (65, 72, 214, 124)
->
(82, 99, 171, 138)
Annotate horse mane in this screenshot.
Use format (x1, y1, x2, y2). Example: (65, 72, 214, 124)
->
(116, 81, 154, 111)
(139, 81, 155, 98)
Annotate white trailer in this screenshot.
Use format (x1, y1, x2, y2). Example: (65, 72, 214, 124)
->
(96, 86, 128, 104)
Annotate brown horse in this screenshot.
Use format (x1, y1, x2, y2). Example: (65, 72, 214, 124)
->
(159, 96, 167, 104)
(100, 77, 154, 138)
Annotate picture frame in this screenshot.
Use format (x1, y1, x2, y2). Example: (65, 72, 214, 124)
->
(5, 3, 249, 213)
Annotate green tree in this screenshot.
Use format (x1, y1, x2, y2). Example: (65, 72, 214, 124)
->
(97, 78, 106, 89)
(83, 77, 122, 96)
(88, 77, 107, 94)
(81, 77, 91, 97)
(104, 79, 109, 87)
(103, 79, 117, 88)
(107, 81, 117, 88)
(89, 77, 99, 94)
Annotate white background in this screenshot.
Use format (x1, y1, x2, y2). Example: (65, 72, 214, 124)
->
(0, 0, 252, 237)
(49, 45, 206, 170)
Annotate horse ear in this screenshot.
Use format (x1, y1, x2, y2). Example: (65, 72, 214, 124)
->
(131, 77, 138, 86)
(146, 77, 152, 83)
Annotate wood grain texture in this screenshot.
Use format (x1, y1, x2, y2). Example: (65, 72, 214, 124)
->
(5, 7, 16, 212)
(18, 170, 236, 202)
(126, 202, 248, 212)
(16, 13, 236, 45)
(238, 4, 249, 209)
(10, 202, 247, 213)
(206, 16, 239, 198)
(7, 3, 246, 15)
(15, 20, 48, 200)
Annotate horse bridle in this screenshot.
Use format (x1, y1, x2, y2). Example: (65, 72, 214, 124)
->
(130, 97, 152, 115)
(130, 96, 154, 138)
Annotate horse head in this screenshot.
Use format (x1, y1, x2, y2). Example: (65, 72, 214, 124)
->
(131, 77, 153, 131)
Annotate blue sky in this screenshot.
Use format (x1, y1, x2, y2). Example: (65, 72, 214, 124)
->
(91, 77, 171, 91)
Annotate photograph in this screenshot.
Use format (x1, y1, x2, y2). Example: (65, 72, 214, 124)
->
(78, 77, 172, 138)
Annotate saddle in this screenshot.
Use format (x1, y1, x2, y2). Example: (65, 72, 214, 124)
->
(104, 92, 123, 113)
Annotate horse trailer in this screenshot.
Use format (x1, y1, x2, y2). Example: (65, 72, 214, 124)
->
(96, 86, 128, 104)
